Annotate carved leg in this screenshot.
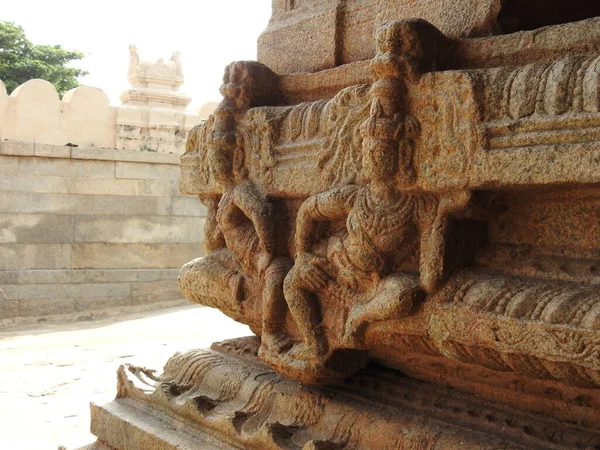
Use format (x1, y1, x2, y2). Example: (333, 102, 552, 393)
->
(282, 266, 327, 362)
(179, 249, 246, 316)
(260, 257, 293, 355)
(343, 273, 421, 347)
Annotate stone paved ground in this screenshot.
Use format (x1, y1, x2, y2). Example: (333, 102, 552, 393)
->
(0, 305, 251, 450)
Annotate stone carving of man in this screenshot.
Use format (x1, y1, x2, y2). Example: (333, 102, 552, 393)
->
(271, 103, 427, 368)
(179, 61, 291, 355)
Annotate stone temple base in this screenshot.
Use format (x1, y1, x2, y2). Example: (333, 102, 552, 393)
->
(87, 336, 600, 450)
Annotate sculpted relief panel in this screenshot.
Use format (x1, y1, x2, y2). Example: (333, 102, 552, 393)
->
(181, 20, 472, 384)
(179, 18, 600, 426)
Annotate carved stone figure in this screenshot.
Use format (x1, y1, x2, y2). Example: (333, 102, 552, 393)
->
(180, 60, 292, 356)
(88, 3, 600, 449)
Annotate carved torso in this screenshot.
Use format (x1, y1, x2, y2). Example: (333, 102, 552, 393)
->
(321, 186, 419, 289)
(345, 188, 418, 274)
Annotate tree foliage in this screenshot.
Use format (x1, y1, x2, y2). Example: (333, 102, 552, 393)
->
(0, 21, 88, 96)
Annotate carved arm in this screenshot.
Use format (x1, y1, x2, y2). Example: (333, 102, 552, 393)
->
(419, 191, 471, 294)
(228, 181, 281, 255)
(295, 185, 360, 253)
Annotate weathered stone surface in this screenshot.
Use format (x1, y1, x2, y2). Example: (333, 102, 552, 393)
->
(170, 197, 204, 216)
(0, 192, 95, 215)
(0, 145, 205, 323)
(73, 296, 131, 312)
(0, 173, 68, 194)
(3, 283, 130, 300)
(0, 213, 74, 243)
(0, 169, 173, 197)
(0, 244, 71, 270)
(65, 177, 172, 197)
(259, 0, 502, 75)
(0, 268, 179, 285)
(0, 292, 18, 319)
(0, 140, 34, 156)
(92, 195, 172, 216)
(0, 155, 20, 173)
(34, 143, 71, 159)
(70, 147, 180, 165)
(130, 280, 182, 305)
(18, 156, 115, 178)
(73, 215, 204, 243)
(19, 297, 77, 317)
(259, 1, 600, 76)
(115, 161, 180, 181)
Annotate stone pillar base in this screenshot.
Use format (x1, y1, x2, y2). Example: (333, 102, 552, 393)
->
(87, 336, 600, 450)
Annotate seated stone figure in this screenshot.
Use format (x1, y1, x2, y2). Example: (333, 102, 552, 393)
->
(179, 59, 292, 355)
(257, 23, 471, 382)
(255, 93, 430, 378)
(279, 138, 423, 364)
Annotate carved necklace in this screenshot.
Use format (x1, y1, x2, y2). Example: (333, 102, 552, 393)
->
(353, 188, 414, 237)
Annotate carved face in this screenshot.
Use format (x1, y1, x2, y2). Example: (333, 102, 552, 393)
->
(361, 138, 398, 182)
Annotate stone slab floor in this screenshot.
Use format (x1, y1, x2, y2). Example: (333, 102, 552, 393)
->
(0, 305, 251, 450)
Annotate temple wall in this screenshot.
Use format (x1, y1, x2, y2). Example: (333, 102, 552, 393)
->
(0, 79, 202, 154)
(0, 80, 206, 327)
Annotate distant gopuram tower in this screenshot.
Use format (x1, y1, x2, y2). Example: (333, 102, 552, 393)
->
(117, 45, 197, 153)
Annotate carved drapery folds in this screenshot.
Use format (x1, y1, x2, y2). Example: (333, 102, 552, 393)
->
(179, 17, 600, 421)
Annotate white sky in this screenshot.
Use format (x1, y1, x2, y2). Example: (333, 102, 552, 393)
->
(2, 0, 272, 109)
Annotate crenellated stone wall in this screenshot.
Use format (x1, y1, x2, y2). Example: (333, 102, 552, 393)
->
(0, 79, 117, 149)
(0, 49, 209, 327)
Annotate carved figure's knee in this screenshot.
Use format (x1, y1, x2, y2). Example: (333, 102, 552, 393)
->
(283, 268, 300, 298)
(380, 273, 419, 292)
(254, 202, 273, 218)
(179, 256, 206, 280)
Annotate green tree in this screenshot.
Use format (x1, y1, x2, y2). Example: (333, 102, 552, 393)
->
(0, 21, 88, 96)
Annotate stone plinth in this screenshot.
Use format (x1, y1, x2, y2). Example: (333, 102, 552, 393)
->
(89, 337, 599, 450)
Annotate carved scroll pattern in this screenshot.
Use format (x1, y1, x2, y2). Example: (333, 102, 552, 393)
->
(481, 54, 600, 151)
(240, 85, 371, 193)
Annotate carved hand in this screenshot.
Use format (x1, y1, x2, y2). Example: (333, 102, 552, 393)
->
(438, 190, 471, 216)
(296, 252, 331, 291)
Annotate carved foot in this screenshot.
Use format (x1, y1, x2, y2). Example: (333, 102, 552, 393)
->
(258, 331, 293, 358)
(260, 341, 369, 385)
(287, 341, 327, 365)
(342, 279, 419, 348)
